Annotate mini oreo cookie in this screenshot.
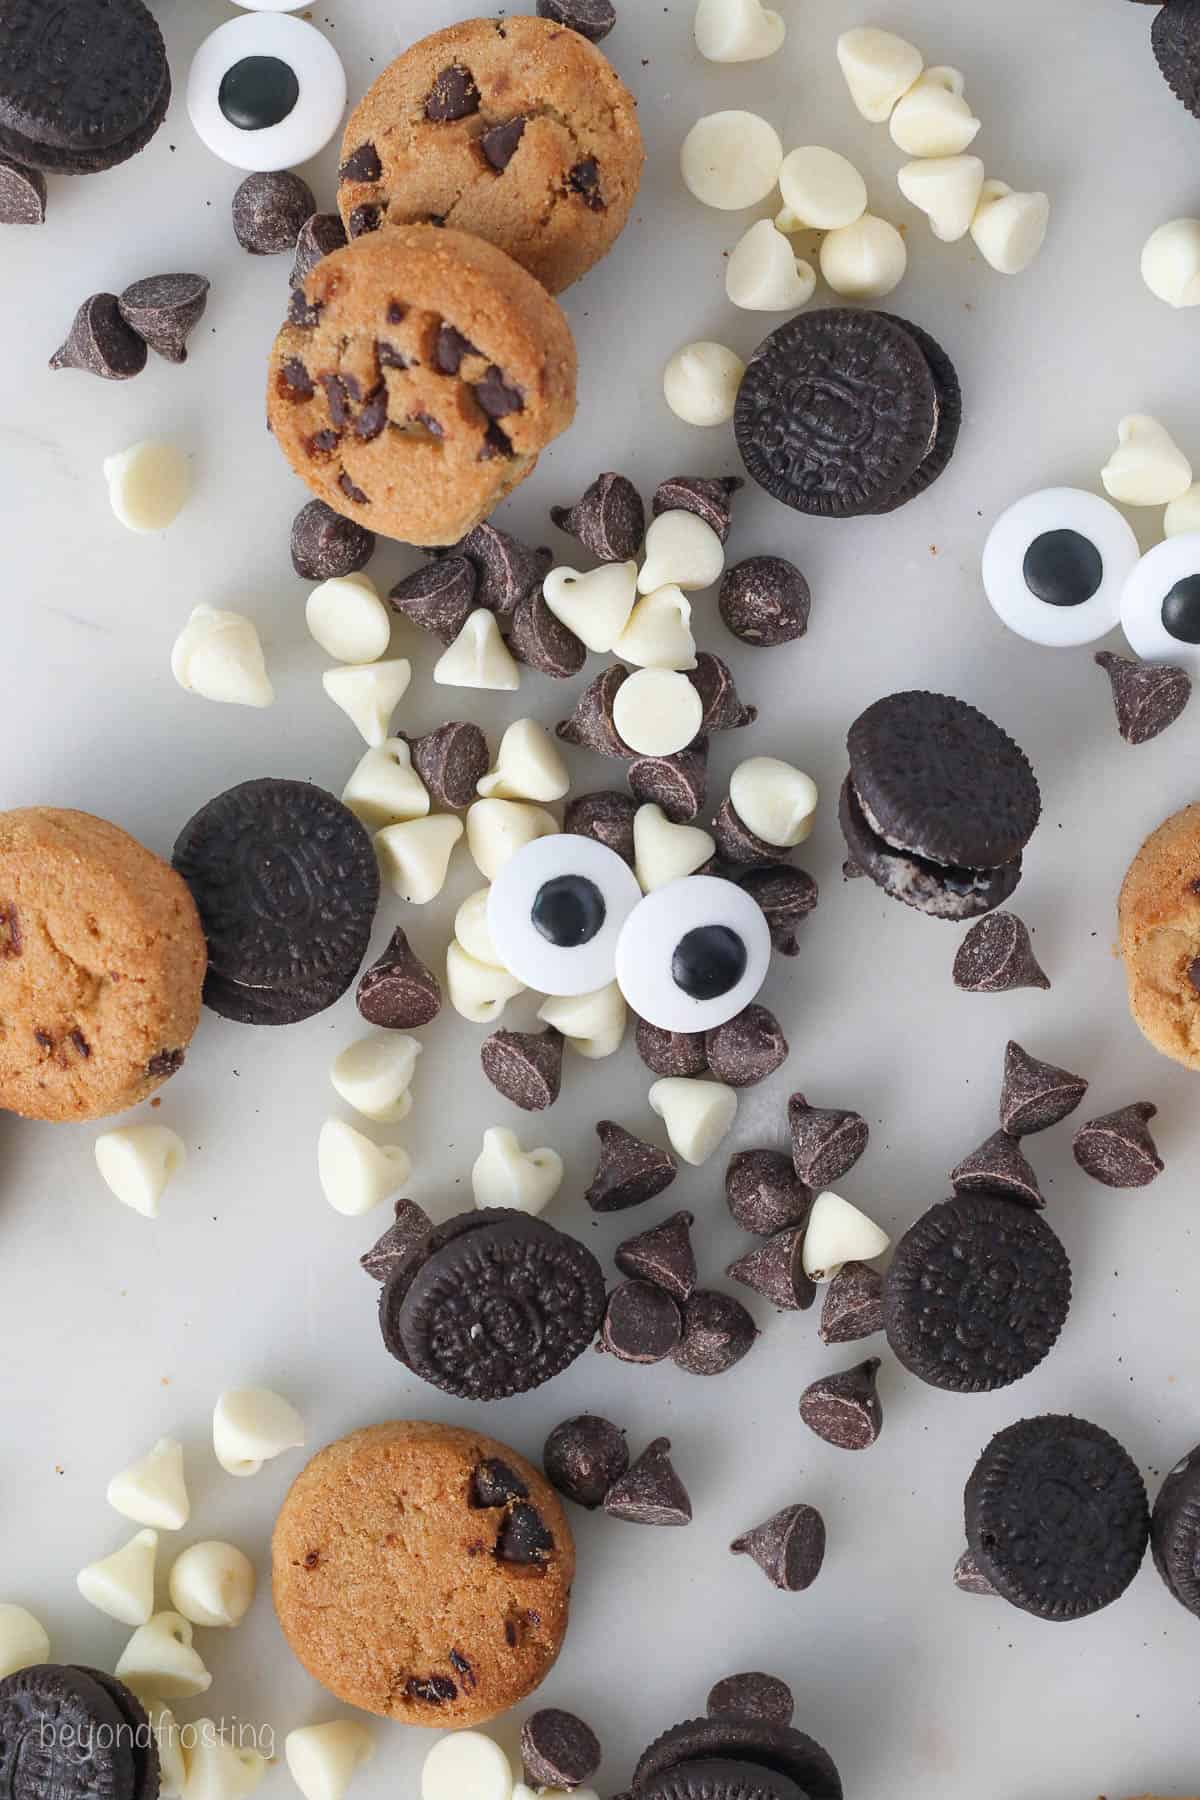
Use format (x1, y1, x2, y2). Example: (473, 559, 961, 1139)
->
(641, 1763, 808, 1800)
(964, 1414, 1149, 1619)
(0, 0, 169, 172)
(840, 777, 1023, 923)
(633, 1715, 842, 1800)
(69, 1669, 159, 1800)
(0, 1664, 137, 1800)
(1153, 0, 1200, 118)
(884, 1194, 1070, 1392)
(1151, 1442, 1200, 1616)
(870, 314, 962, 512)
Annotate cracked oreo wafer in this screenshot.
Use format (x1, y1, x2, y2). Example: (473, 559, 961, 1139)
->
(1151, 1442, 1200, 1616)
(633, 1716, 842, 1800)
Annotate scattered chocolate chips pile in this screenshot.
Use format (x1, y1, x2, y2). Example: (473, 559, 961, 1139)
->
(543, 1413, 692, 1527)
(597, 1207, 759, 1379)
(51, 272, 212, 379)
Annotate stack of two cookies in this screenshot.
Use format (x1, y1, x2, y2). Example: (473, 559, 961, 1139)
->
(268, 16, 645, 549)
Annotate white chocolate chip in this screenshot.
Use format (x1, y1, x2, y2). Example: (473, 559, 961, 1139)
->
(446, 940, 527, 1023)
(182, 1722, 268, 1800)
(634, 804, 715, 892)
(342, 739, 429, 829)
(472, 1126, 564, 1216)
(422, 1734, 513, 1800)
(537, 982, 627, 1058)
(0, 1606, 50, 1680)
(317, 1120, 410, 1219)
(663, 342, 746, 428)
(286, 1723, 375, 1800)
(322, 659, 411, 745)
(648, 1077, 738, 1166)
(171, 607, 274, 709)
(889, 66, 980, 157)
(466, 798, 559, 881)
(1141, 218, 1200, 308)
(897, 154, 985, 243)
(104, 440, 190, 533)
(1101, 414, 1193, 507)
(726, 218, 816, 312)
(78, 1529, 158, 1625)
(729, 757, 818, 847)
(455, 889, 504, 967)
(147, 1705, 187, 1800)
(434, 608, 520, 690)
(680, 111, 784, 210)
(777, 145, 867, 231)
(802, 1190, 891, 1280)
(212, 1388, 306, 1478)
(639, 511, 726, 595)
(108, 1437, 190, 1532)
(306, 574, 391, 664)
(819, 213, 908, 299)
(115, 1612, 212, 1700)
(614, 587, 697, 670)
(374, 815, 463, 903)
(969, 179, 1050, 274)
(330, 1034, 420, 1124)
(694, 0, 785, 62)
(836, 27, 923, 122)
(168, 1541, 256, 1629)
(94, 1125, 187, 1219)
(612, 669, 704, 757)
(542, 561, 638, 652)
(477, 719, 570, 803)
(1165, 483, 1200, 537)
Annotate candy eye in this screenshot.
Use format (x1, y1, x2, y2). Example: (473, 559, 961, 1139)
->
(1121, 534, 1200, 669)
(187, 14, 346, 171)
(981, 487, 1139, 647)
(615, 875, 771, 1032)
(488, 835, 642, 996)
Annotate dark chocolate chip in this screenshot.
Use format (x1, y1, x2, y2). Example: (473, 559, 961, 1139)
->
(628, 739, 709, 823)
(730, 1502, 825, 1591)
(147, 1047, 185, 1080)
(389, 559, 478, 645)
(738, 864, 819, 956)
(1095, 650, 1192, 746)
(425, 64, 482, 122)
(308, 426, 340, 454)
(117, 273, 210, 365)
(601, 1280, 683, 1363)
(799, 1358, 882, 1450)
(953, 1549, 1000, 1596)
(50, 293, 147, 380)
(435, 323, 480, 375)
(705, 1004, 787, 1088)
(819, 1261, 884, 1346)
(291, 213, 347, 287)
(568, 157, 604, 209)
(706, 1673, 795, 1728)
(288, 289, 321, 330)
(0, 155, 46, 224)
(448, 1649, 476, 1690)
(710, 797, 779, 868)
(788, 1095, 869, 1189)
(727, 1226, 814, 1311)
(496, 1501, 555, 1565)
(586, 1120, 677, 1212)
(338, 472, 369, 506)
(360, 1198, 434, 1282)
(951, 1130, 1044, 1209)
(556, 665, 631, 756)
(451, 522, 552, 616)
(481, 116, 527, 171)
(635, 1017, 708, 1078)
(475, 366, 525, 419)
(603, 1437, 692, 1526)
(615, 1209, 697, 1300)
(402, 722, 489, 808)
(1073, 1101, 1164, 1189)
(321, 373, 354, 428)
(339, 141, 382, 183)
(551, 471, 645, 562)
(953, 911, 1050, 994)
(354, 386, 388, 442)
(292, 499, 375, 581)
(376, 336, 409, 371)
(405, 1675, 457, 1705)
(843, 859, 866, 880)
(725, 1149, 812, 1236)
(348, 203, 382, 237)
(672, 1289, 758, 1376)
(1000, 1040, 1089, 1137)
(521, 1710, 603, 1791)
(536, 0, 618, 41)
(689, 652, 757, 732)
(543, 1414, 629, 1509)
(470, 1457, 530, 1508)
(479, 419, 515, 461)
(232, 169, 315, 255)
(653, 474, 744, 543)
(357, 928, 441, 1029)
(508, 589, 588, 678)
(565, 790, 637, 864)
(481, 1027, 564, 1111)
(720, 556, 811, 647)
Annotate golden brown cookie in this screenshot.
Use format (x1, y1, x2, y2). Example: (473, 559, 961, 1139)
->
(272, 1421, 574, 1727)
(337, 15, 644, 294)
(0, 808, 205, 1122)
(267, 225, 577, 548)
(1119, 801, 1200, 1070)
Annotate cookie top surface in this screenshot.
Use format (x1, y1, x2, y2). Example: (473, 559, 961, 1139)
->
(884, 1195, 1070, 1392)
(640, 1761, 810, 1800)
(733, 310, 937, 518)
(634, 1717, 842, 1800)
(0, 1664, 137, 1800)
(336, 14, 644, 294)
(0, 0, 167, 151)
(272, 1420, 574, 1726)
(267, 224, 578, 548)
(0, 808, 205, 1122)
(839, 777, 1023, 922)
(847, 690, 1042, 869)
(965, 1414, 1149, 1619)
(1150, 1442, 1200, 1616)
(869, 316, 962, 512)
(1118, 803, 1200, 1071)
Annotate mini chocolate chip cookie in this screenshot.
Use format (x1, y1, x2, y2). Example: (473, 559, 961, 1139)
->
(267, 224, 577, 547)
(1119, 802, 1200, 1071)
(336, 15, 644, 294)
(272, 1421, 574, 1726)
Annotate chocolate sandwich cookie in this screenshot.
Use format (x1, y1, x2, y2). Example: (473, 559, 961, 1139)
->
(1151, 1442, 1200, 1616)
(633, 1716, 842, 1800)
(0, 1664, 137, 1800)
(640, 1763, 808, 1800)
(734, 310, 955, 517)
(840, 691, 1041, 921)
(1153, 0, 1200, 118)
(0, 0, 170, 174)
(964, 1414, 1149, 1620)
(267, 225, 577, 549)
(172, 778, 378, 1026)
(884, 1194, 1070, 1392)
(378, 1208, 605, 1400)
(336, 15, 644, 294)
(69, 1669, 160, 1800)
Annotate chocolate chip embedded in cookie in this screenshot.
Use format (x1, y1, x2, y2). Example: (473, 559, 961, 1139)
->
(272, 1421, 573, 1726)
(0, 808, 205, 1122)
(1119, 801, 1200, 1070)
(267, 225, 577, 548)
(336, 15, 644, 294)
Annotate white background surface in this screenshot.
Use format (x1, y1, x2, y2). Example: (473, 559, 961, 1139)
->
(3, 2, 1200, 1796)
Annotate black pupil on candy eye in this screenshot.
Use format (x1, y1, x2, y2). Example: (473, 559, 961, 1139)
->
(531, 876, 606, 948)
(219, 57, 300, 131)
(671, 925, 747, 1001)
(1022, 529, 1104, 608)
(1162, 573, 1200, 644)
